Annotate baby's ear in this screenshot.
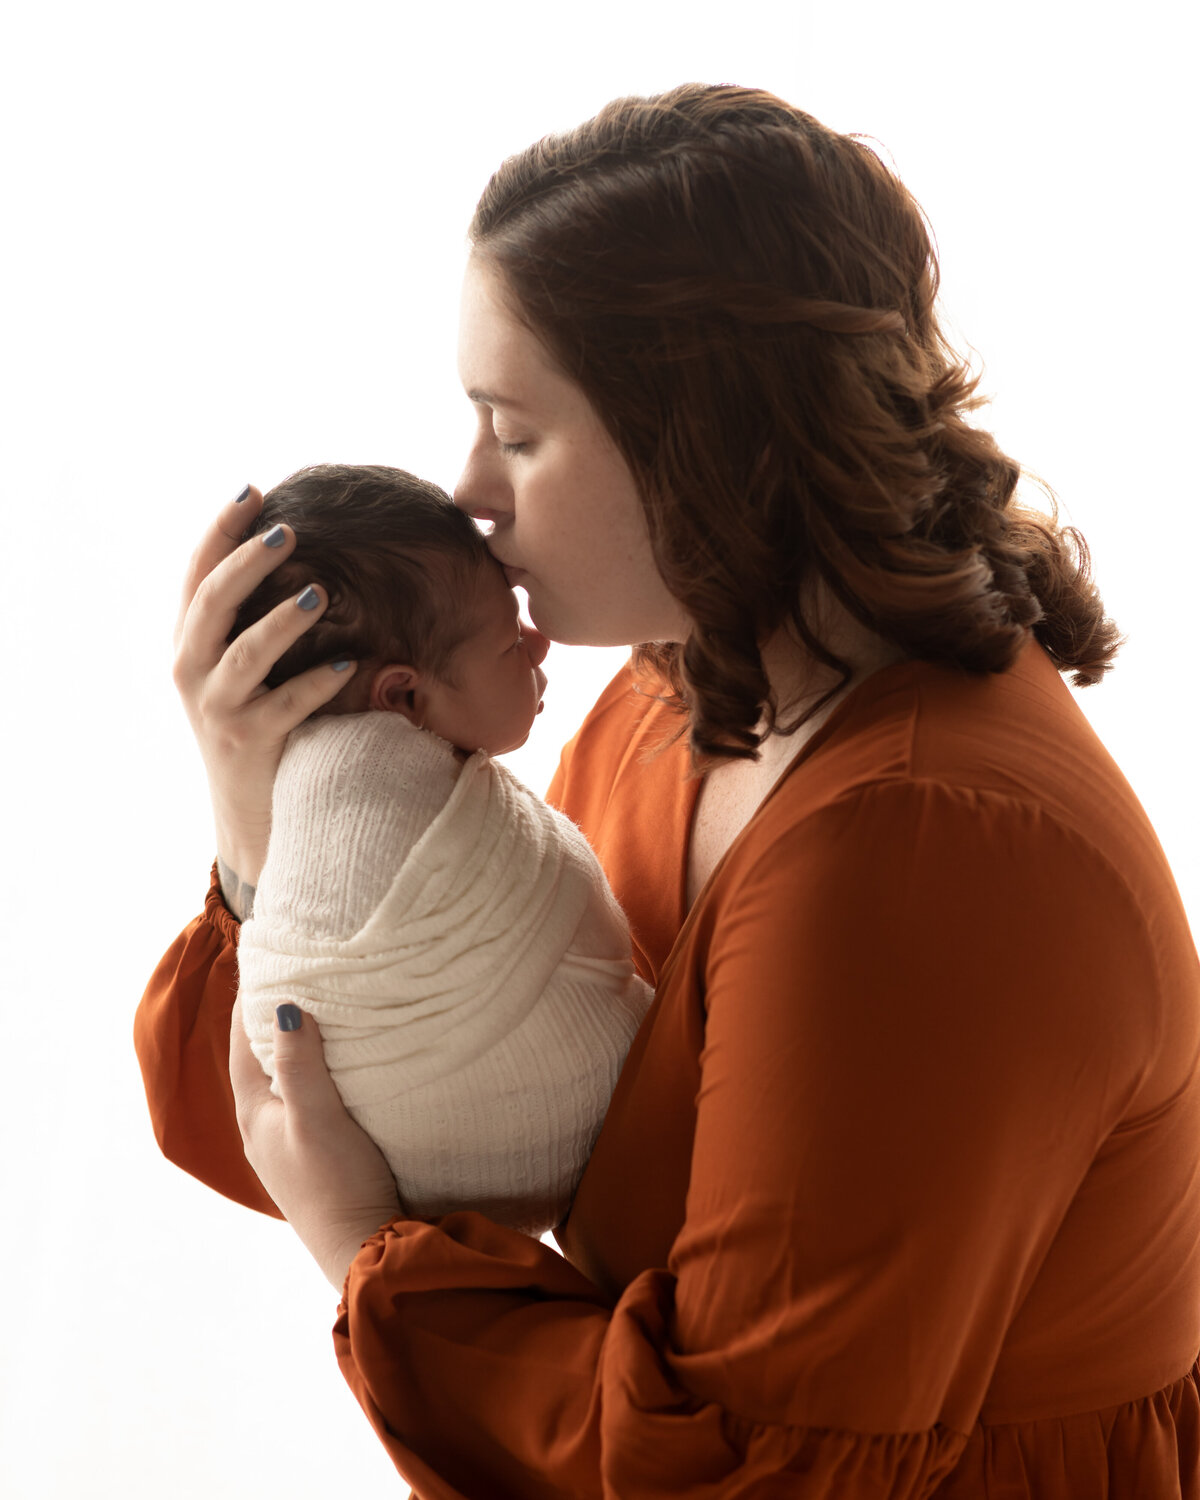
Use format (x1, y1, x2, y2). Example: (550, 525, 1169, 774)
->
(370, 664, 422, 718)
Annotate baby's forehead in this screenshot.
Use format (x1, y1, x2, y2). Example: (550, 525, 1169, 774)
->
(423, 545, 503, 603)
(467, 560, 519, 619)
(451, 558, 517, 639)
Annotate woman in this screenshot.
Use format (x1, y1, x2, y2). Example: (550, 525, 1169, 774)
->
(137, 84, 1200, 1496)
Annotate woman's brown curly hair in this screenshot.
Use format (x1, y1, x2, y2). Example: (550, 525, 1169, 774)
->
(468, 82, 1121, 767)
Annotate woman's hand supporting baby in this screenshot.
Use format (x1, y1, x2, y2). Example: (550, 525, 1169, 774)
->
(172, 485, 357, 915)
(230, 999, 403, 1290)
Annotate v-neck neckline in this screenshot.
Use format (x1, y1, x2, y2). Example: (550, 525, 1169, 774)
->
(669, 654, 923, 970)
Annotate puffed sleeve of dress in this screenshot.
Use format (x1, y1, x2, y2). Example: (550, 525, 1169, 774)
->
(133, 864, 282, 1217)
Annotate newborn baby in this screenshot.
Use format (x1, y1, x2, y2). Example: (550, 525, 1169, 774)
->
(232, 463, 650, 1234)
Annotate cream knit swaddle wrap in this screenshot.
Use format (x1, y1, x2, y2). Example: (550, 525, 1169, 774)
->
(238, 712, 651, 1234)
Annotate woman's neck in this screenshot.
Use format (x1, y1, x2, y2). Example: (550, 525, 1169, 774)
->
(758, 588, 909, 748)
(684, 593, 909, 910)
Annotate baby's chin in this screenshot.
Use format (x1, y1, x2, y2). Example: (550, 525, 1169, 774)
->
(483, 719, 542, 757)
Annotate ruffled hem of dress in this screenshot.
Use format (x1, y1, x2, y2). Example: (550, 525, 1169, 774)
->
(932, 1357, 1200, 1498)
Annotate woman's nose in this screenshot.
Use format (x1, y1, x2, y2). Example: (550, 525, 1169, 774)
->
(453, 447, 508, 525)
(451, 476, 488, 523)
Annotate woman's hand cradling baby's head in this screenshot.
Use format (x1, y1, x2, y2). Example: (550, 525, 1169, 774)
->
(172, 484, 357, 909)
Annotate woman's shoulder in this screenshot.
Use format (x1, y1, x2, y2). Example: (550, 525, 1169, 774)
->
(747, 639, 1170, 893)
(548, 662, 697, 983)
(548, 660, 692, 827)
(678, 645, 1199, 1136)
(698, 637, 1193, 998)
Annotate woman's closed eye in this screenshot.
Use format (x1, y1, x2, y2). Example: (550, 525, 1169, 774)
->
(496, 439, 529, 456)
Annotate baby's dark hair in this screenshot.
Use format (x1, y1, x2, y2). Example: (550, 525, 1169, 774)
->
(230, 463, 496, 688)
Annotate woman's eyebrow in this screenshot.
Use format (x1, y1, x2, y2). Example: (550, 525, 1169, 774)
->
(467, 387, 529, 412)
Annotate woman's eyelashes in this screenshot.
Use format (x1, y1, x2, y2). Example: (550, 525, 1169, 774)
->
(495, 436, 530, 456)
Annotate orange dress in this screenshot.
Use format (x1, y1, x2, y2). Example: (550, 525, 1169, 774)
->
(135, 639, 1200, 1498)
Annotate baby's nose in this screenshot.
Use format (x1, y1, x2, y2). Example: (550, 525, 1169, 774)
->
(524, 626, 551, 666)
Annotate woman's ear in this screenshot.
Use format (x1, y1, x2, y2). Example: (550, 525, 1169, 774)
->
(369, 664, 423, 720)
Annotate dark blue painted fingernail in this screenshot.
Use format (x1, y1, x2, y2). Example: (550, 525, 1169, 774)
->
(262, 524, 287, 548)
(331, 659, 353, 672)
(276, 1004, 302, 1031)
(297, 586, 320, 611)
(233, 484, 251, 504)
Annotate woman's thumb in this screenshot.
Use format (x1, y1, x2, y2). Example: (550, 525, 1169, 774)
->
(272, 1004, 341, 1115)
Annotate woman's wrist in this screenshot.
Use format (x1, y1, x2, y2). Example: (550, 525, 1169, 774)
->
(215, 853, 259, 922)
(213, 808, 272, 918)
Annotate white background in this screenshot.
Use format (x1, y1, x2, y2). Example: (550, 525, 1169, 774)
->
(2, 2, 1196, 1496)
